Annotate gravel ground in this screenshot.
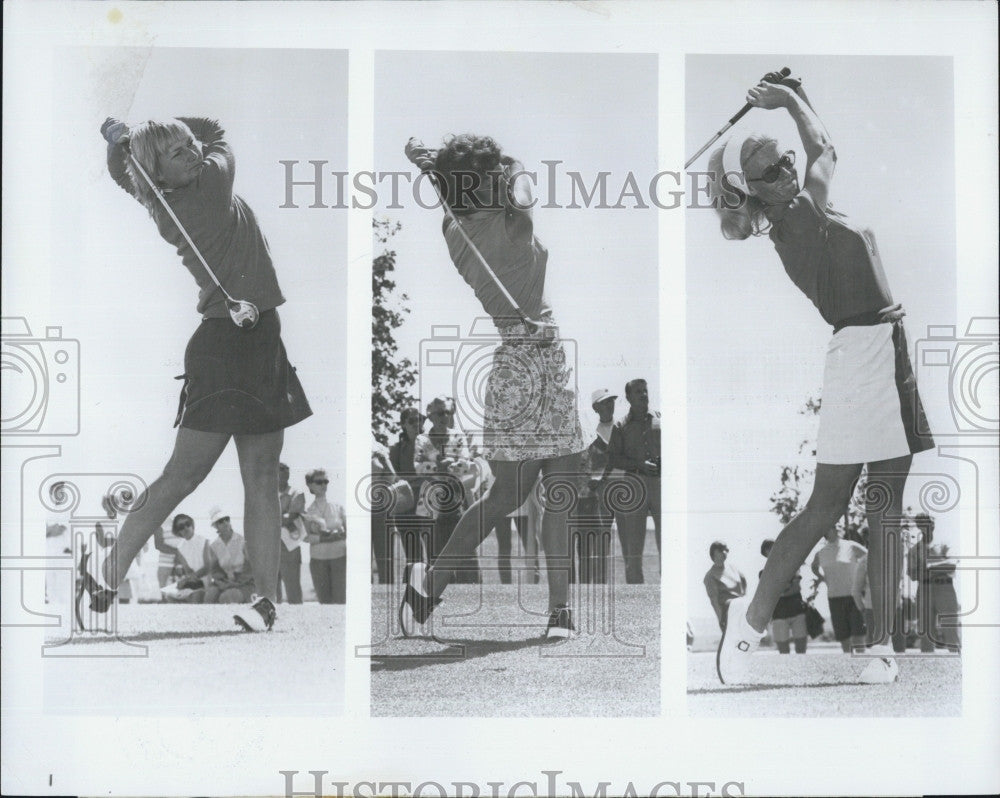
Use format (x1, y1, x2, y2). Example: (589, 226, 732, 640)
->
(370, 583, 660, 717)
(41, 603, 345, 715)
(687, 648, 961, 717)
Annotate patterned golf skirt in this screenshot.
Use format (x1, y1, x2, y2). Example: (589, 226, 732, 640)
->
(480, 316, 586, 462)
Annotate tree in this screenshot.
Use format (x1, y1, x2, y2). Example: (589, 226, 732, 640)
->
(372, 217, 418, 446)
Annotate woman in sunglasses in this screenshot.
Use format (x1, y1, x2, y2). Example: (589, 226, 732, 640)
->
(303, 469, 347, 604)
(708, 77, 933, 685)
(81, 117, 312, 632)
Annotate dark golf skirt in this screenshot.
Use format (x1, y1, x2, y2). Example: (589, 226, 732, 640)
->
(174, 309, 312, 435)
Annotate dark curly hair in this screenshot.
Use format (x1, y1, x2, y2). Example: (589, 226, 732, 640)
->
(434, 134, 508, 212)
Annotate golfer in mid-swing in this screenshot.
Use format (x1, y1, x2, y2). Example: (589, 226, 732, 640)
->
(708, 76, 933, 684)
(81, 117, 312, 631)
(401, 135, 587, 639)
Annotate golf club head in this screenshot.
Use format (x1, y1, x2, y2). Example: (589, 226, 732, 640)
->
(228, 300, 260, 330)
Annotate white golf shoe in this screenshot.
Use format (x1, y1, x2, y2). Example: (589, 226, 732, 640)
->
(858, 656, 899, 684)
(716, 596, 763, 685)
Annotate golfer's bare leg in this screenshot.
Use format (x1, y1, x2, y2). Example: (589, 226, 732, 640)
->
(864, 454, 911, 646)
(747, 463, 862, 632)
(539, 452, 582, 612)
(428, 459, 542, 599)
(235, 430, 284, 602)
(103, 428, 230, 587)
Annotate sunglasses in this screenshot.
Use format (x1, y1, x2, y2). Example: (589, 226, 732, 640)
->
(311, 479, 329, 485)
(747, 150, 796, 183)
(175, 521, 193, 530)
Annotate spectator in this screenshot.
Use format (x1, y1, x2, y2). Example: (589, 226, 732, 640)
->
(277, 463, 307, 604)
(204, 508, 254, 604)
(571, 388, 617, 584)
(415, 396, 479, 584)
(303, 469, 347, 604)
(811, 528, 867, 653)
(907, 513, 960, 652)
(156, 513, 211, 603)
(760, 538, 807, 654)
(704, 541, 747, 631)
(607, 378, 661, 583)
(387, 407, 426, 583)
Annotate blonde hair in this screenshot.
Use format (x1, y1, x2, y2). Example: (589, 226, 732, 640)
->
(708, 132, 776, 240)
(124, 119, 194, 215)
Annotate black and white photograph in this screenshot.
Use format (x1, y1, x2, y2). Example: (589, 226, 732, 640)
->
(2, 2, 998, 798)
(684, 54, 975, 715)
(368, 50, 661, 716)
(3, 44, 349, 714)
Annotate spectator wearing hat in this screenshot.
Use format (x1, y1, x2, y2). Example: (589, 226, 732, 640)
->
(277, 463, 307, 604)
(204, 509, 254, 604)
(704, 541, 747, 632)
(388, 407, 427, 583)
(156, 513, 211, 603)
(570, 389, 617, 583)
(414, 396, 479, 583)
(607, 378, 661, 584)
(303, 469, 347, 604)
(907, 513, 960, 652)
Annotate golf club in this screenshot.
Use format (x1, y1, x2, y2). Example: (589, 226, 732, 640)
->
(684, 67, 791, 169)
(408, 138, 556, 344)
(125, 146, 260, 329)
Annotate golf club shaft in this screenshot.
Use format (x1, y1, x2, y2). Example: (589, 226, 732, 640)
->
(684, 67, 791, 169)
(127, 153, 239, 305)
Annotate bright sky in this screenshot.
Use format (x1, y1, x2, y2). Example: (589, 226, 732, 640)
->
(684, 55, 961, 625)
(9, 46, 348, 537)
(372, 51, 660, 442)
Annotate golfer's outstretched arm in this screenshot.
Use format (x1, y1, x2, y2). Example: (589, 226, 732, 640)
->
(177, 116, 235, 197)
(748, 82, 836, 210)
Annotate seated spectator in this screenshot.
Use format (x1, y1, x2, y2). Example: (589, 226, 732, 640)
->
(156, 514, 211, 604)
(303, 469, 347, 604)
(204, 508, 254, 604)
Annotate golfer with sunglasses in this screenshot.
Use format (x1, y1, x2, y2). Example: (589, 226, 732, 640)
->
(707, 77, 933, 684)
(81, 117, 313, 632)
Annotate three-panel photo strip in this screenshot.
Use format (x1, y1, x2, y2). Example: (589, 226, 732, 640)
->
(2, 3, 998, 797)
